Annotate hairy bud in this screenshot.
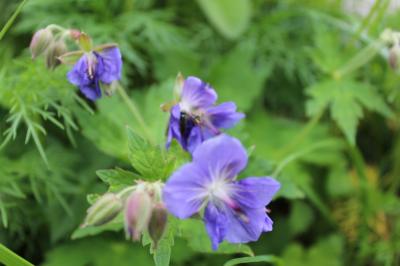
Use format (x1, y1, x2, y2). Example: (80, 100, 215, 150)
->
(124, 190, 153, 241)
(83, 193, 123, 227)
(148, 203, 168, 247)
(45, 41, 67, 69)
(30, 28, 53, 59)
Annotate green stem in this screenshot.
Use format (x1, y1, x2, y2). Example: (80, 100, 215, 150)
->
(334, 39, 385, 79)
(116, 85, 154, 144)
(0, 244, 33, 266)
(272, 139, 336, 177)
(350, 0, 382, 44)
(348, 145, 370, 263)
(276, 108, 324, 159)
(0, 0, 29, 41)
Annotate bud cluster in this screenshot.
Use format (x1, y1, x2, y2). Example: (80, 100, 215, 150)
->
(29, 25, 78, 69)
(82, 180, 168, 247)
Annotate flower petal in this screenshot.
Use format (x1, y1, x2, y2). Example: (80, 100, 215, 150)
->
(80, 82, 102, 101)
(192, 135, 248, 180)
(97, 47, 122, 84)
(233, 177, 280, 208)
(180, 76, 217, 110)
(67, 55, 89, 86)
(163, 163, 208, 219)
(204, 203, 228, 250)
(206, 102, 245, 129)
(166, 105, 183, 149)
(224, 207, 267, 244)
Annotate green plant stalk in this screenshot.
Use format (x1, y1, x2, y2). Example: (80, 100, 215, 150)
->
(116, 85, 154, 144)
(334, 39, 385, 79)
(0, 0, 29, 41)
(275, 108, 325, 160)
(350, 0, 382, 44)
(0, 244, 34, 266)
(348, 145, 371, 264)
(224, 255, 283, 266)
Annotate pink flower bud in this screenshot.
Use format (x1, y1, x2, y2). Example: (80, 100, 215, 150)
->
(83, 193, 123, 227)
(148, 203, 168, 247)
(69, 29, 81, 40)
(124, 190, 153, 241)
(30, 28, 53, 59)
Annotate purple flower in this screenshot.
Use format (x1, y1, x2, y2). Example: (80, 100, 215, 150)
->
(167, 76, 244, 153)
(67, 47, 122, 100)
(163, 135, 280, 250)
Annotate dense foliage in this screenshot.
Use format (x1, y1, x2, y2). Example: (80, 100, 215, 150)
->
(0, 0, 399, 265)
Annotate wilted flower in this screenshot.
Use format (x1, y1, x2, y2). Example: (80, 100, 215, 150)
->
(163, 135, 280, 250)
(67, 46, 122, 100)
(166, 76, 244, 153)
(82, 193, 123, 227)
(148, 203, 168, 247)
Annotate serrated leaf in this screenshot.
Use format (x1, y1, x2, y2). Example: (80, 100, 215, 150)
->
(127, 128, 170, 181)
(96, 168, 140, 192)
(306, 79, 393, 145)
(197, 0, 251, 39)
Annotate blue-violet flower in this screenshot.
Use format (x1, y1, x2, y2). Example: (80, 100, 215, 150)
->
(163, 135, 280, 250)
(67, 47, 122, 100)
(166, 76, 244, 153)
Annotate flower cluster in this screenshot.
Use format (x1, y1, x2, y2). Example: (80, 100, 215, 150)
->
(30, 25, 122, 101)
(44, 27, 282, 251)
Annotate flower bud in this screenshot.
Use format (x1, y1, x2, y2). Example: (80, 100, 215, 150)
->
(148, 203, 168, 247)
(30, 28, 53, 59)
(45, 41, 67, 69)
(124, 190, 153, 241)
(389, 46, 399, 70)
(69, 29, 81, 40)
(83, 193, 123, 227)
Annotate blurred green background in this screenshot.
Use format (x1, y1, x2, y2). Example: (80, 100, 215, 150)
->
(0, 0, 400, 265)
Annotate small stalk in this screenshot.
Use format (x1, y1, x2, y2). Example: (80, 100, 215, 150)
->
(276, 108, 325, 160)
(116, 85, 154, 144)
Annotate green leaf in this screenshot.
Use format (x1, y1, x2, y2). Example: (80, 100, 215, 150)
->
(127, 128, 170, 181)
(224, 255, 283, 266)
(96, 168, 140, 192)
(289, 201, 314, 236)
(306, 79, 393, 145)
(177, 219, 253, 256)
(197, 0, 252, 39)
